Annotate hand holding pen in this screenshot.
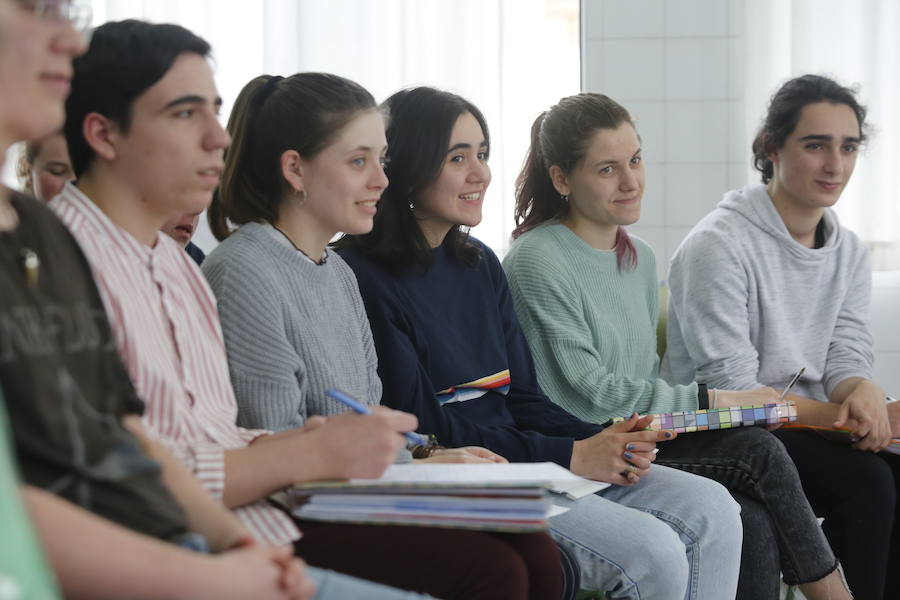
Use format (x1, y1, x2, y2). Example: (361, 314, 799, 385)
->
(326, 388, 429, 446)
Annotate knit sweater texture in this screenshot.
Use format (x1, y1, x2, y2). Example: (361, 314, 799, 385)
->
(202, 222, 381, 431)
(661, 183, 874, 401)
(503, 222, 698, 423)
(338, 238, 603, 467)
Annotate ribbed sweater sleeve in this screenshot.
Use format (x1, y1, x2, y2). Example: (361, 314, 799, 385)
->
(503, 224, 698, 423)
(203, 223, 381, 431)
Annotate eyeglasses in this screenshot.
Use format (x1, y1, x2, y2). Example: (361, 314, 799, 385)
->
(20, 0, 92, 35)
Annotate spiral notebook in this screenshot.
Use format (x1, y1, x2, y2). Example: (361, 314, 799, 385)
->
(613, 401, 798, 433)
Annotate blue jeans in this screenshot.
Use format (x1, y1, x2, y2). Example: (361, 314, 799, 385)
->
(308, 567, 434, 599)
(550, 463, 741, 599)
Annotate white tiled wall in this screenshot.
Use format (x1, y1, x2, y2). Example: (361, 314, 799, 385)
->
(581, 0, 899, 393)
(872, 272, 900, 396)
(581, 0, 747, 283)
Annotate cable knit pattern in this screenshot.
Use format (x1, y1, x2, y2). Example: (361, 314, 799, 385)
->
(203, 222, 381, 431)
(503, 222, 698, 423)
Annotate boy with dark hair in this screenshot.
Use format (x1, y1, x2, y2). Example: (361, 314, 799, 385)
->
(664, 74, 899, 599)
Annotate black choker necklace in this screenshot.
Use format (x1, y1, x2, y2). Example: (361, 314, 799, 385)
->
(272, 224, 327, 265)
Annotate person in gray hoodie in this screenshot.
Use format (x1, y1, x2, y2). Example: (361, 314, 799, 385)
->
(663, 74, 899, 600)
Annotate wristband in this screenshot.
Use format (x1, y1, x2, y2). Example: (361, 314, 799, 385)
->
(697, 384, 709, 410)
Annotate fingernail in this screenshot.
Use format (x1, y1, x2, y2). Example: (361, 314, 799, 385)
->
(626, 443, 635, 451)
(664, 431, 673, 438)
(624, 451, 634, 459)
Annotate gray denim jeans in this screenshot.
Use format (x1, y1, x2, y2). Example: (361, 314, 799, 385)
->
(654, 427, 838, 598)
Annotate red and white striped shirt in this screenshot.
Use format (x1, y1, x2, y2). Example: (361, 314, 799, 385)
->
(50, 184, 299, 545)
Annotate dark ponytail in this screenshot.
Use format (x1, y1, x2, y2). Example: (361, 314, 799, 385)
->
(512, 113, 567, 239)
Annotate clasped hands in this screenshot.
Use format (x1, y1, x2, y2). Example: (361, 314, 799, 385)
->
(833, 380, 896, 452)
(570, 413, 676, 486)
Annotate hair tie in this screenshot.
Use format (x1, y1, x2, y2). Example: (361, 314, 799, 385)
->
(257, 75, 283, 105)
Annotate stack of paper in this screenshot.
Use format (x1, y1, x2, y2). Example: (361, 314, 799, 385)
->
(289, 462, 594, 532)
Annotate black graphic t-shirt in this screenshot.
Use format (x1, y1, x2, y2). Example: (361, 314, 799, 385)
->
(0, 191, 188, 541)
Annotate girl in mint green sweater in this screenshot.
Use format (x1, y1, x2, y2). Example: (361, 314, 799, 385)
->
(503, 93, 852, 600)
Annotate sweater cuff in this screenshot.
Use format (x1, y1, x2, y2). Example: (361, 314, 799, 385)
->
(539, 436, 576, 469)
(825, 369, 874, 400)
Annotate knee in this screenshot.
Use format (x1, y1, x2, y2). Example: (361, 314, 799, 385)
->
(746, 427, 794, 465)
(693, 475, 742, 524)
(462, 537, 529, 599)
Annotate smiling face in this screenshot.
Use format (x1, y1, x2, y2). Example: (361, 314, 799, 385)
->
(101, 52, 230, 220)
(292, 109, 388, 238)
(0, 0, 85, 145)
(413, 111, 491, 247)
(767, 101, 861, 212)
(30, 132, 73, 201)
(554, 122, 643, 244)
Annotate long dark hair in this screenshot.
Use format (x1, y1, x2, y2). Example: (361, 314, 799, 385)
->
(336, 86, 488, 273)
(512, 93, 637, 270)
(208, 72, 378, 240)
(752, 74, 868, 184)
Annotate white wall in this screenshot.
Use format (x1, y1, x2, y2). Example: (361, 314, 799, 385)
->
(581, 0, 747, 283)
(581, 0, 899, 395)
(872, 272, 900, 396)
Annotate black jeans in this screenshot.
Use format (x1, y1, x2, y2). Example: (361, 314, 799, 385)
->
(774, 430, 899, 600)
(655, 427, 838, 599)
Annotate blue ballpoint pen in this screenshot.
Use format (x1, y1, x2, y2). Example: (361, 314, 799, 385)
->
(326, 387, 429, 446)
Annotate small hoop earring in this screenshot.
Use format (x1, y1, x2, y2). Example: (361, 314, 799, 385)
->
(296, 189, 307, 205)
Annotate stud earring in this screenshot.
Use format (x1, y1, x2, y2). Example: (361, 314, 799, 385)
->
(561, 194, 569, 203)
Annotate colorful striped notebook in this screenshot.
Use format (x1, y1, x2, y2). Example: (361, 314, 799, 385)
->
(613, 401, 798, 433)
